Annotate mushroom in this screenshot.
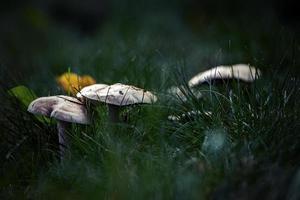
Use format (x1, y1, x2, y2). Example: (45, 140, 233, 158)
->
(188, 64, 261, 87)
(167, 64, 261, 120)
(167, 64, 261, 101)
(28, 95, 90, 159)
(77, 83, 157, 122)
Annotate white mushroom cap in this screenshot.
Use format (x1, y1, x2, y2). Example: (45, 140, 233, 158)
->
(78, 83, 157, 106)
(188, 64, 262, 88)
(28, 95, 90, 124)
(76, 84, 108, 100)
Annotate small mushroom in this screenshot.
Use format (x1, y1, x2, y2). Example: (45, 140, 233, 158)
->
(28, 95, 90, 159)
(188, 64, 261, 87)
(77, 83, 157, 122)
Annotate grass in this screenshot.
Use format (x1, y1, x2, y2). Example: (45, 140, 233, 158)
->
(1, 1, 300, 199)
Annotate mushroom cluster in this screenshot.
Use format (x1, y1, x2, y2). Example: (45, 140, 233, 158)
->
(27, 64, 261, 158)
(27, 83, 157, 159)
(28, 95, 90, 159)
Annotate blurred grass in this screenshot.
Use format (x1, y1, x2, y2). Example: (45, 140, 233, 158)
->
(1, 0, 300, 199)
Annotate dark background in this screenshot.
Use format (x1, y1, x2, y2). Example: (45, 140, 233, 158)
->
(0, 0, 299, 77)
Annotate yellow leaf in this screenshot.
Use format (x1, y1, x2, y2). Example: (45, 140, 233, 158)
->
(56, 72, 96, 95)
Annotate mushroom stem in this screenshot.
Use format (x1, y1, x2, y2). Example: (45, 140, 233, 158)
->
(108, 105, 120, 123)
(57, 121, 70, 160)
